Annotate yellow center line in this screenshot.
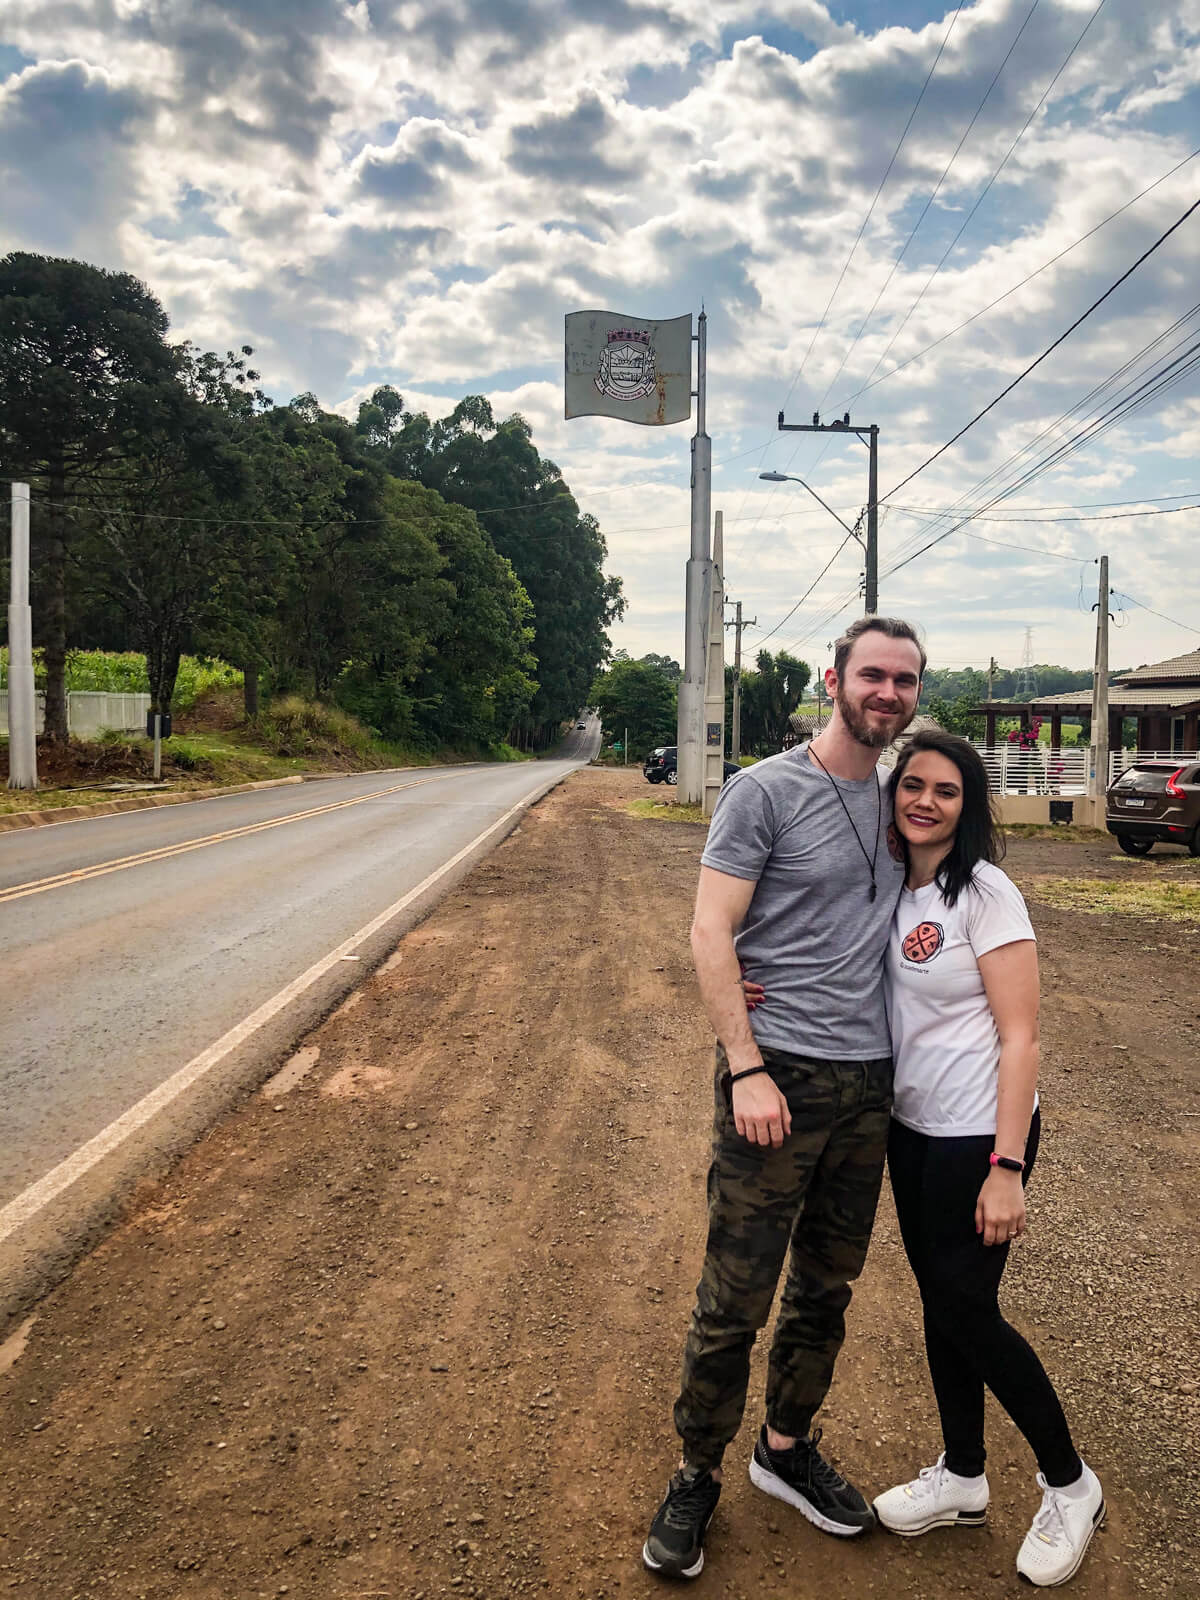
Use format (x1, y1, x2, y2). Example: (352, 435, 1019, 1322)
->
(0, 773, 463, 906)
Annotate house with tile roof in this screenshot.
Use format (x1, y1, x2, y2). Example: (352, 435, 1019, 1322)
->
(972, 647, 1200, 755)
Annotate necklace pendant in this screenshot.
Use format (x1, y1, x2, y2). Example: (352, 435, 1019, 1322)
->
(869, 882, 877, 902)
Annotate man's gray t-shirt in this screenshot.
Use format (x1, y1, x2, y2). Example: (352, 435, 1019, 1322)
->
(700, 743, 906, 1059)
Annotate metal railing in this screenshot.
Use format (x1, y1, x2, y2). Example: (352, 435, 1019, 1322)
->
(968, 744, 1199, 795)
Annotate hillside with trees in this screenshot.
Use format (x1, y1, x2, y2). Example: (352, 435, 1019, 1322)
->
(0, 253, 622, 753)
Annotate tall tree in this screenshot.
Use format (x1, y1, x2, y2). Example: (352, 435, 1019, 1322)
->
(588, 657, 678, 756)
(0, 254, 180, 739)
(363, 393, 624, 742)
(738, 651, 811, 755)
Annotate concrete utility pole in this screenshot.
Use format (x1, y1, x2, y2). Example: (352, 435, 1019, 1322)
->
(987, 656, 998, 700)
(776, 412, 880, 613)
(7, 483, 38, 790)
(702, 510, 727, 817)
(677, 312, 711, 805)
(1089, 556, 1112, 808)
(725, 599, 756, 760)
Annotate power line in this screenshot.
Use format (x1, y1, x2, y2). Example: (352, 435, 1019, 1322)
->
(841, 0, 1110, 408)
(812, 0, 1045, 417)
(881, 193, 1200, 503)
(1110, 592, 1200, 636)
(778, 1, 967, 414)
(838, 146, 1200, 405)
(751, 531, 860, 648)
(727, 1, 966, 553)
(892, 489, 1200, 513)
(882, 301, 1200, 571)
(876, 196, 1200, 502)
(882, 336, 1200, 579)
(891, 499, 1199, 526)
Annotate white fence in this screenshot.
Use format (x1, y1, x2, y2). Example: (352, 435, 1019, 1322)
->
(971, 744, 1199, 795)
(0, 690, 150, 739)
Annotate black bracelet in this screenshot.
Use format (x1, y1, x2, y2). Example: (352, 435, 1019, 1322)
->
(729, 1065, 771, 1085)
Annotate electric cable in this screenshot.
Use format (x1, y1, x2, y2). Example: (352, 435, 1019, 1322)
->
(812, 0, 1045, 418)
(841, 0, 1111, 408)
(880, 193, 1200, 503)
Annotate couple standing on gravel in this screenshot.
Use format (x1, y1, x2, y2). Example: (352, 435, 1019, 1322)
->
(642, 616, 1104, 1589)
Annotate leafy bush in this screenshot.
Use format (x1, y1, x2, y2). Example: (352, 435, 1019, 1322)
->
(249, 696, 378, 763)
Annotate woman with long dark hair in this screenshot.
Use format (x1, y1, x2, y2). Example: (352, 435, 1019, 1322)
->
(740, 729, 1103, 1584)
(871, 729, 1103, 1586)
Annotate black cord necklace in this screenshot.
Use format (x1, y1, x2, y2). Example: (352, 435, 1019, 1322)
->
(808, 744, 882, 901)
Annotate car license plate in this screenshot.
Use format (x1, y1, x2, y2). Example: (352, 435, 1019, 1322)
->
(1122, 797, 1147, 807)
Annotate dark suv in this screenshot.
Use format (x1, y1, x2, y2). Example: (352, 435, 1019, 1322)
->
(644, 745, 741, 786)
(1106, 759, 1200, 855)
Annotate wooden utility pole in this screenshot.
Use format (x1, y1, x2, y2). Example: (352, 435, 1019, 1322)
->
(725, 600, 755, 760)
(776, 412, 880, 613)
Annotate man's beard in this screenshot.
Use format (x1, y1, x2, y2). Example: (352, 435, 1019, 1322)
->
(837, 690, 914, 750)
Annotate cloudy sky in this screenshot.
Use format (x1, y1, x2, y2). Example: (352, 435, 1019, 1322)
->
(2, 0, 1199, 686)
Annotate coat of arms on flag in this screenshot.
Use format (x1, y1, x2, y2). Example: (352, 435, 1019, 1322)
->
(564, 311, 692, 425)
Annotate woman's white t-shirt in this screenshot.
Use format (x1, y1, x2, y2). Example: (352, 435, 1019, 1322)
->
(887, 861, 1036, 1138)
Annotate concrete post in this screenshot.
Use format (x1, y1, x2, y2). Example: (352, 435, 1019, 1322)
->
(677, 313, 710, 806)
(1089, 556, 1110, 803)
(6, 484, 38, 790)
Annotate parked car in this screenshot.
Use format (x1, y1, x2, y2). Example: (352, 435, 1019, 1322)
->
(643, 745, 741, 787)
(1106, 759, 1200, 856)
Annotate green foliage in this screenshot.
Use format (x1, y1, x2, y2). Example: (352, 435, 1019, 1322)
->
(0, 647, 241, 709)
(588, 657, 678, 756)
(731, 651, 812, 755)
(0, 259, 620, 760)
(927, 692, 984, 739)
(249, 695, 379, 762)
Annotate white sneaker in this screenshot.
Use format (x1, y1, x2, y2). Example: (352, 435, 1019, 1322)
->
(1016, 1464, 1105, 1587)
(872, 1455, 989, 1537)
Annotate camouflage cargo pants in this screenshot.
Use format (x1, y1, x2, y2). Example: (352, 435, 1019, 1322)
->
(673, 1044, 892, 1471)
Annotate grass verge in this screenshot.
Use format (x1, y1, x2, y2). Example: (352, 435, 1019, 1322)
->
(1002, 824, 1109, 843)
(1024, 875, 1200, 922)
(626, 797, 707, 824)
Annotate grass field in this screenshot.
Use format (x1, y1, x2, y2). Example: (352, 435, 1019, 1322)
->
(1027, 873, 1200, 921)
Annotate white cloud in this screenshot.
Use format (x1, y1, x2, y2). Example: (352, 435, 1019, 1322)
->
(1, 0, 1198, 675)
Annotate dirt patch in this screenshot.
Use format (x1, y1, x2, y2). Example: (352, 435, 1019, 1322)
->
(0, 733, 208, 790)
(0, 769, 1195, 1598)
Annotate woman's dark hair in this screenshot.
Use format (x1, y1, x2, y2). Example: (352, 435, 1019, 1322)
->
(891, 729, 1004, 906)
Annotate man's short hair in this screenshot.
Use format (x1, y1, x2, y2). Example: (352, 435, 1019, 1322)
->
(833, 616, 927, 679)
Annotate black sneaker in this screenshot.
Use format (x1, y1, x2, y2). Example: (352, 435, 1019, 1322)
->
(642, 1466, 722, 1579)
(749, 1425, 875, 1537)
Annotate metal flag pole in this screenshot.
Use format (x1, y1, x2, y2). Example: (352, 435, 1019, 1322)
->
(7, 483, 38, 790)
(677, 311, 711, 805)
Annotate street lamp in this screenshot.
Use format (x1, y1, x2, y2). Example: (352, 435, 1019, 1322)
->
(758, 470, 877, 612)
(758, 470, 865, 547)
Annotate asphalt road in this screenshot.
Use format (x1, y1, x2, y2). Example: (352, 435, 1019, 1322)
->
(0, 719, 600, 1224)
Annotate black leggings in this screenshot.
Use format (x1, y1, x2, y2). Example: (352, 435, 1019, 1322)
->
(887, 1111, 1082, 1486)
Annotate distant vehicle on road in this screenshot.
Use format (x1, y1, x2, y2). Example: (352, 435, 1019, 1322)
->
(643, 745, 741, 787)
(1106, 759, 1200, 855)
(576, 722, 587, 729)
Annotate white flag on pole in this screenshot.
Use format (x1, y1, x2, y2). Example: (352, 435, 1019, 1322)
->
(564, 310, 692, 425)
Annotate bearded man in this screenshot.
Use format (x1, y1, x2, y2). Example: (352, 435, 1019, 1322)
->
(643, 616, 925, 1580)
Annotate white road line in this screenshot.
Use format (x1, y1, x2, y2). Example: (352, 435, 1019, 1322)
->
(0, 770, 566, 1245)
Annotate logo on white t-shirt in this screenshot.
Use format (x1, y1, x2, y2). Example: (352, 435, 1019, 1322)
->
(901, 921, 945, 964)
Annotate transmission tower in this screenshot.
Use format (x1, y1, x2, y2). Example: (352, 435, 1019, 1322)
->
(1014, 627, 1038, 699)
